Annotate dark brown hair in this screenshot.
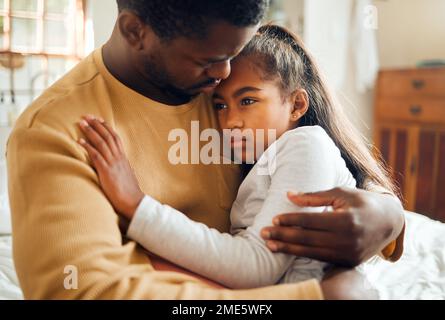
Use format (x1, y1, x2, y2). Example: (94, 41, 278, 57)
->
(116, 0, 269, 40)
(239, 24, 397, 195)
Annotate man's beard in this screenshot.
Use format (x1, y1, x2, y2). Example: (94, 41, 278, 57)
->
(143, 57, 196, 102)
(143, 56, 220, 103)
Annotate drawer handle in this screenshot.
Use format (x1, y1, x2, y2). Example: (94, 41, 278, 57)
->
(412, 79, 425, 89)
(410, 105, 422, 115)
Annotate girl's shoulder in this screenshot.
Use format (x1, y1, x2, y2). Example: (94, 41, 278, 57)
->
(255, 125, 356, 188)
(265, 126, 356, 187)
(276, 125, 337, 153)
(282, 125, 328, 137)
(259, 125, 342, 169)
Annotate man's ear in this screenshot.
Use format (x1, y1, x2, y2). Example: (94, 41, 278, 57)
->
(290, 89, 309, 122)
(117, 11, 148, 50)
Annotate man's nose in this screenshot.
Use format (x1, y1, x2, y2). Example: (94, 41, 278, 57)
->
(206, 60, 231, 81)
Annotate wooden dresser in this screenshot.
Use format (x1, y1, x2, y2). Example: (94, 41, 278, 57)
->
(374, 67, 445, 222)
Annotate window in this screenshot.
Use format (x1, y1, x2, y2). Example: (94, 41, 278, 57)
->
(0, 0, 85, 57)
(0, 0, 86, 121)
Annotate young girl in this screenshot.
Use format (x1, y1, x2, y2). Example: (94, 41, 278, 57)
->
(78, 25, 396, 289)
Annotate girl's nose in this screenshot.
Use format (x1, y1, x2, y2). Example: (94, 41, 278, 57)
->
(225, 108, 244, 129)
(206, 60, 231, 81)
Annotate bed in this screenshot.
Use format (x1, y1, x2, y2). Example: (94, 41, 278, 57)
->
(0, 235, 22, 300)
(0, 211, 444, 300)
(365, 211, 445, 299)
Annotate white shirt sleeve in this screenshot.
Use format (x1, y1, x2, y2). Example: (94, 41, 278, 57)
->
(127, 126, 355, 289)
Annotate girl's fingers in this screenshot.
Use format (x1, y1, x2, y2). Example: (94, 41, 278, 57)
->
(79, 120, 114, 164)
(78, 138, 108, 172)
(99, 120, 125, 153)
(83, 116, 120, 157)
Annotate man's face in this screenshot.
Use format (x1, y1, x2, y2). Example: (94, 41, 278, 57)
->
(139, 21, 259, 99)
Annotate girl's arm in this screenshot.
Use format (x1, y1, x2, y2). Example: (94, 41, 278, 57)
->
(78, 118, 349, 288)
(126, 127, 345, 288)
(127, 194, 295, 288)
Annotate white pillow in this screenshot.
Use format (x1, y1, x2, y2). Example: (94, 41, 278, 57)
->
(0, 204, 11, 235)
(0, 160, 11, 235)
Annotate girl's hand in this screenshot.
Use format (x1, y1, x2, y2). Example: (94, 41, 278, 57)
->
(78, 115, 144, 220)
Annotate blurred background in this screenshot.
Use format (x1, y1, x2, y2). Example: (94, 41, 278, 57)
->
(0, 0, 444, 233)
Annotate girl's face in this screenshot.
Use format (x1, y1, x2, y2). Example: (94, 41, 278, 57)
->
(212, 55, 301, 163)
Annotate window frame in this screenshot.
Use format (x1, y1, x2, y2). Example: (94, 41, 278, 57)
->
(0, 0, 86, 59)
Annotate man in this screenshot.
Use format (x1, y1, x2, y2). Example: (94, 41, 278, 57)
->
(7, 0, 404, 299)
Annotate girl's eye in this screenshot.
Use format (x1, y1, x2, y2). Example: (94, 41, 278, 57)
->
(214, 103, 227, 111)
(240, 98, 256, 106)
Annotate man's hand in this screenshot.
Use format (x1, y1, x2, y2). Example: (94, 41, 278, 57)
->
(261, 187, 405, 267)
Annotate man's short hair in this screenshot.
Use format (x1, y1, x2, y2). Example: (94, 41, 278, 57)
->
(116, 0, 270, 40)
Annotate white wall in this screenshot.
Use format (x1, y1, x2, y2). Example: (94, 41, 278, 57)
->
(282, 0, 445, 140)
(285, 0, 377, 140)
(88, 0, 118, 48)
(376, 0, 445, 68)
(368, 0, 445, 137)
(344, 0, 445, 139)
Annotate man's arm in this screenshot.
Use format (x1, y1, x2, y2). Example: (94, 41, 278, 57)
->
(261, 188, 405, 267)
(7, 124, 322, 299)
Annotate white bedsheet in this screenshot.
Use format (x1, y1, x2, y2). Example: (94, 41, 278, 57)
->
(0, 236, 22, 300)
(363, 211, 445, 300)
(0, 211, 443, 300)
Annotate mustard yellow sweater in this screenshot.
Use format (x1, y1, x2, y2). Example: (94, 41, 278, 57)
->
(6, 49, 325, 299)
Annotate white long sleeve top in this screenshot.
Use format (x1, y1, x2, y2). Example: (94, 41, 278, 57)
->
(127, 126, 357, 289)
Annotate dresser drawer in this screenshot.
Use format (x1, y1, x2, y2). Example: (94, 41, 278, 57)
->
(377, 68, 445, 99)
(376, 98, 445, 125)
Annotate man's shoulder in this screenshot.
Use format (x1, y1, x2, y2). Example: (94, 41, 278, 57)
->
(14, 52, 104, 133)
